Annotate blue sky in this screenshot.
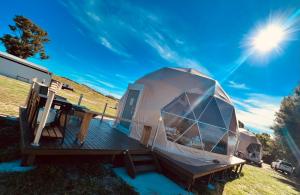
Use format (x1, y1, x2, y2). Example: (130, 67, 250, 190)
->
(1, 0, 300, 134)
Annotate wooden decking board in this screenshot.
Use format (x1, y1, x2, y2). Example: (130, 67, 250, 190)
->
(155, 150, 245, 180)
(19, 108, 148, 156)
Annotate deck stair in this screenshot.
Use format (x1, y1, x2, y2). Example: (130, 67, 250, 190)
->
(124, 150, 161, 178)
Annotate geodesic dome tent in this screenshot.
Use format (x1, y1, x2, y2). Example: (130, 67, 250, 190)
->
(115, 67, 239, 164)
(236, 128, 262, 164)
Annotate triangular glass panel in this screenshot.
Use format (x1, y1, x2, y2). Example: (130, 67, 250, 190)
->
(211, 133, 228, 155)
(161, 111, 195, 142)
(215, 97, 234, 129)
(189, 95, 213, 119)
(229, 109, 238, 132)
(198, 122, 227, 152)
(162, 93, 195, 120)
(199, 98, 226, 128)
(176, 123, 203, 150)
(228, 131, 238, 155)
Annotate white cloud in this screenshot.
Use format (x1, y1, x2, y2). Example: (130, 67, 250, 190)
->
(233, 93, 282, 134)
(228, 81, 250, 90)
(65, 51, 80, 62)
(86, 11, 101, 22)
(61, 1, 130, 58)
(144, 32, 211, 76)
(97, 80, 115, 88)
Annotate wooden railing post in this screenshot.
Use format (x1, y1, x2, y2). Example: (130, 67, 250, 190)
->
(100, 103, 108, 123)
(78, 94, 83, 106)
(31, 80, 62, 146)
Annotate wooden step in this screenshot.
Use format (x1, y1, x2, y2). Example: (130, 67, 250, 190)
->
(135, 164, 157, 173)
(132, 155, 153, 162)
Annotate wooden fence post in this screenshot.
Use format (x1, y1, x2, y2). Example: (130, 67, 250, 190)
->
(100, 103, 108, 123)
(78, 94, 83, 105)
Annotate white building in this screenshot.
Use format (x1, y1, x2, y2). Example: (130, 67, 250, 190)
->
(0, 51, 52, 84)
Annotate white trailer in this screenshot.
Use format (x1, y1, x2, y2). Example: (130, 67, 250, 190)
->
(0, 51, 52, 85)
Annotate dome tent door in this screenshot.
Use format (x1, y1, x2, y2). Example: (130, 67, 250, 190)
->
(119, 84, 144, 134)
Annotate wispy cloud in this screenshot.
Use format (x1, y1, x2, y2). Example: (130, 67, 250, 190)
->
(70, 73, 122, 98)
(228, 81, 250, 90)
(61, 0, 210, 74)
(233, 93, 282, 134)
(144, 32, 210, 75)
(60, 1, 131, 58)
(65, 51, 80, 62)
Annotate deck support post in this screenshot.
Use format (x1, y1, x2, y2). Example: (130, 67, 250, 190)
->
(32, 80, 62, 146)
(238, 164, 244, 176)
(234, 165, 239, 177)
(186, 178, 194, 191)
(21, 154, 36, 166)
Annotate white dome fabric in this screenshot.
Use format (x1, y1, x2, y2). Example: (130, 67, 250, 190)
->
(236, 128, 262, 163)
(116, 67, 239, 164)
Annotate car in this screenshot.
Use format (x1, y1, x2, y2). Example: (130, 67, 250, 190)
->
(271, 160, 294, 175)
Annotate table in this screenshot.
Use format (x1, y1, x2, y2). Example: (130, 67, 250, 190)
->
(73, 105, 100, 144)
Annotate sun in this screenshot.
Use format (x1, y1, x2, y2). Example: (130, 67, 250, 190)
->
(252, 23, 286, 53)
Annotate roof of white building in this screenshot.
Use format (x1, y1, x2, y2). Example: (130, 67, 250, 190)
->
(0, 51, 51, 74)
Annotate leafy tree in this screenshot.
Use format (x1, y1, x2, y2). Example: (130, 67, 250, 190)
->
(0, 15, 49, 59)
(272, 85, 300, 175)
(256, 133, 286, 164)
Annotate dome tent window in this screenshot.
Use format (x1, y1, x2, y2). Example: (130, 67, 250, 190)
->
(161, 91, 237, 155)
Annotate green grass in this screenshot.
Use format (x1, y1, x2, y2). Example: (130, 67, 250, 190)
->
(0, 75, 30, 116)
(222, 165, 299, 195)
(0, 75, 118, 117)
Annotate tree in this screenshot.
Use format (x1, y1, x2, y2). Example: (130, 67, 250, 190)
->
(272, 85, 300, 176)
(256, 133, 286, 164)
(0, 15, 50, 59)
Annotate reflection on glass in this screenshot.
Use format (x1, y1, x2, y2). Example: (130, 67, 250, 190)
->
(161, 91, 238, 155)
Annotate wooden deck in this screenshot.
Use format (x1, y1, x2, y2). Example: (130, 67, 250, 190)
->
(19, 107, 148, 157)
(155, 150, 245, 190)
(19, 107, 245, 191)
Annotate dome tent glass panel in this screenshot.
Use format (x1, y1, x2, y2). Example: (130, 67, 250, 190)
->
(161, 91, 237, 156)
(175, 123, 203, 150)
(228, 131, 238, 155)
(215, 97, 234, 129)
(162, 93, 195, 120)
(198, 122, 227, 152)
(198, 98, 226, 128)
(211, 133, 228, 155)
(186, 93, 212, 119)
(161, 111, 194, 142)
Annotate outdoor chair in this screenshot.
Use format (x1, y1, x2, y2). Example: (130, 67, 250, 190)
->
(33, 105, 69, 144)
(26, 83, 71, 144)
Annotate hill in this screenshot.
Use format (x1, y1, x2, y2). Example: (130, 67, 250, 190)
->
(0, 75, 118, 117)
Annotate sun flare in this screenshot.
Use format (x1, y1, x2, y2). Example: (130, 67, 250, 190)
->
(252, 23, 286, 53)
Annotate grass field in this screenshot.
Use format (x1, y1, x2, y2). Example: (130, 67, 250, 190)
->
(222, 165, 299, 195)
(0, 75, 118, 117)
